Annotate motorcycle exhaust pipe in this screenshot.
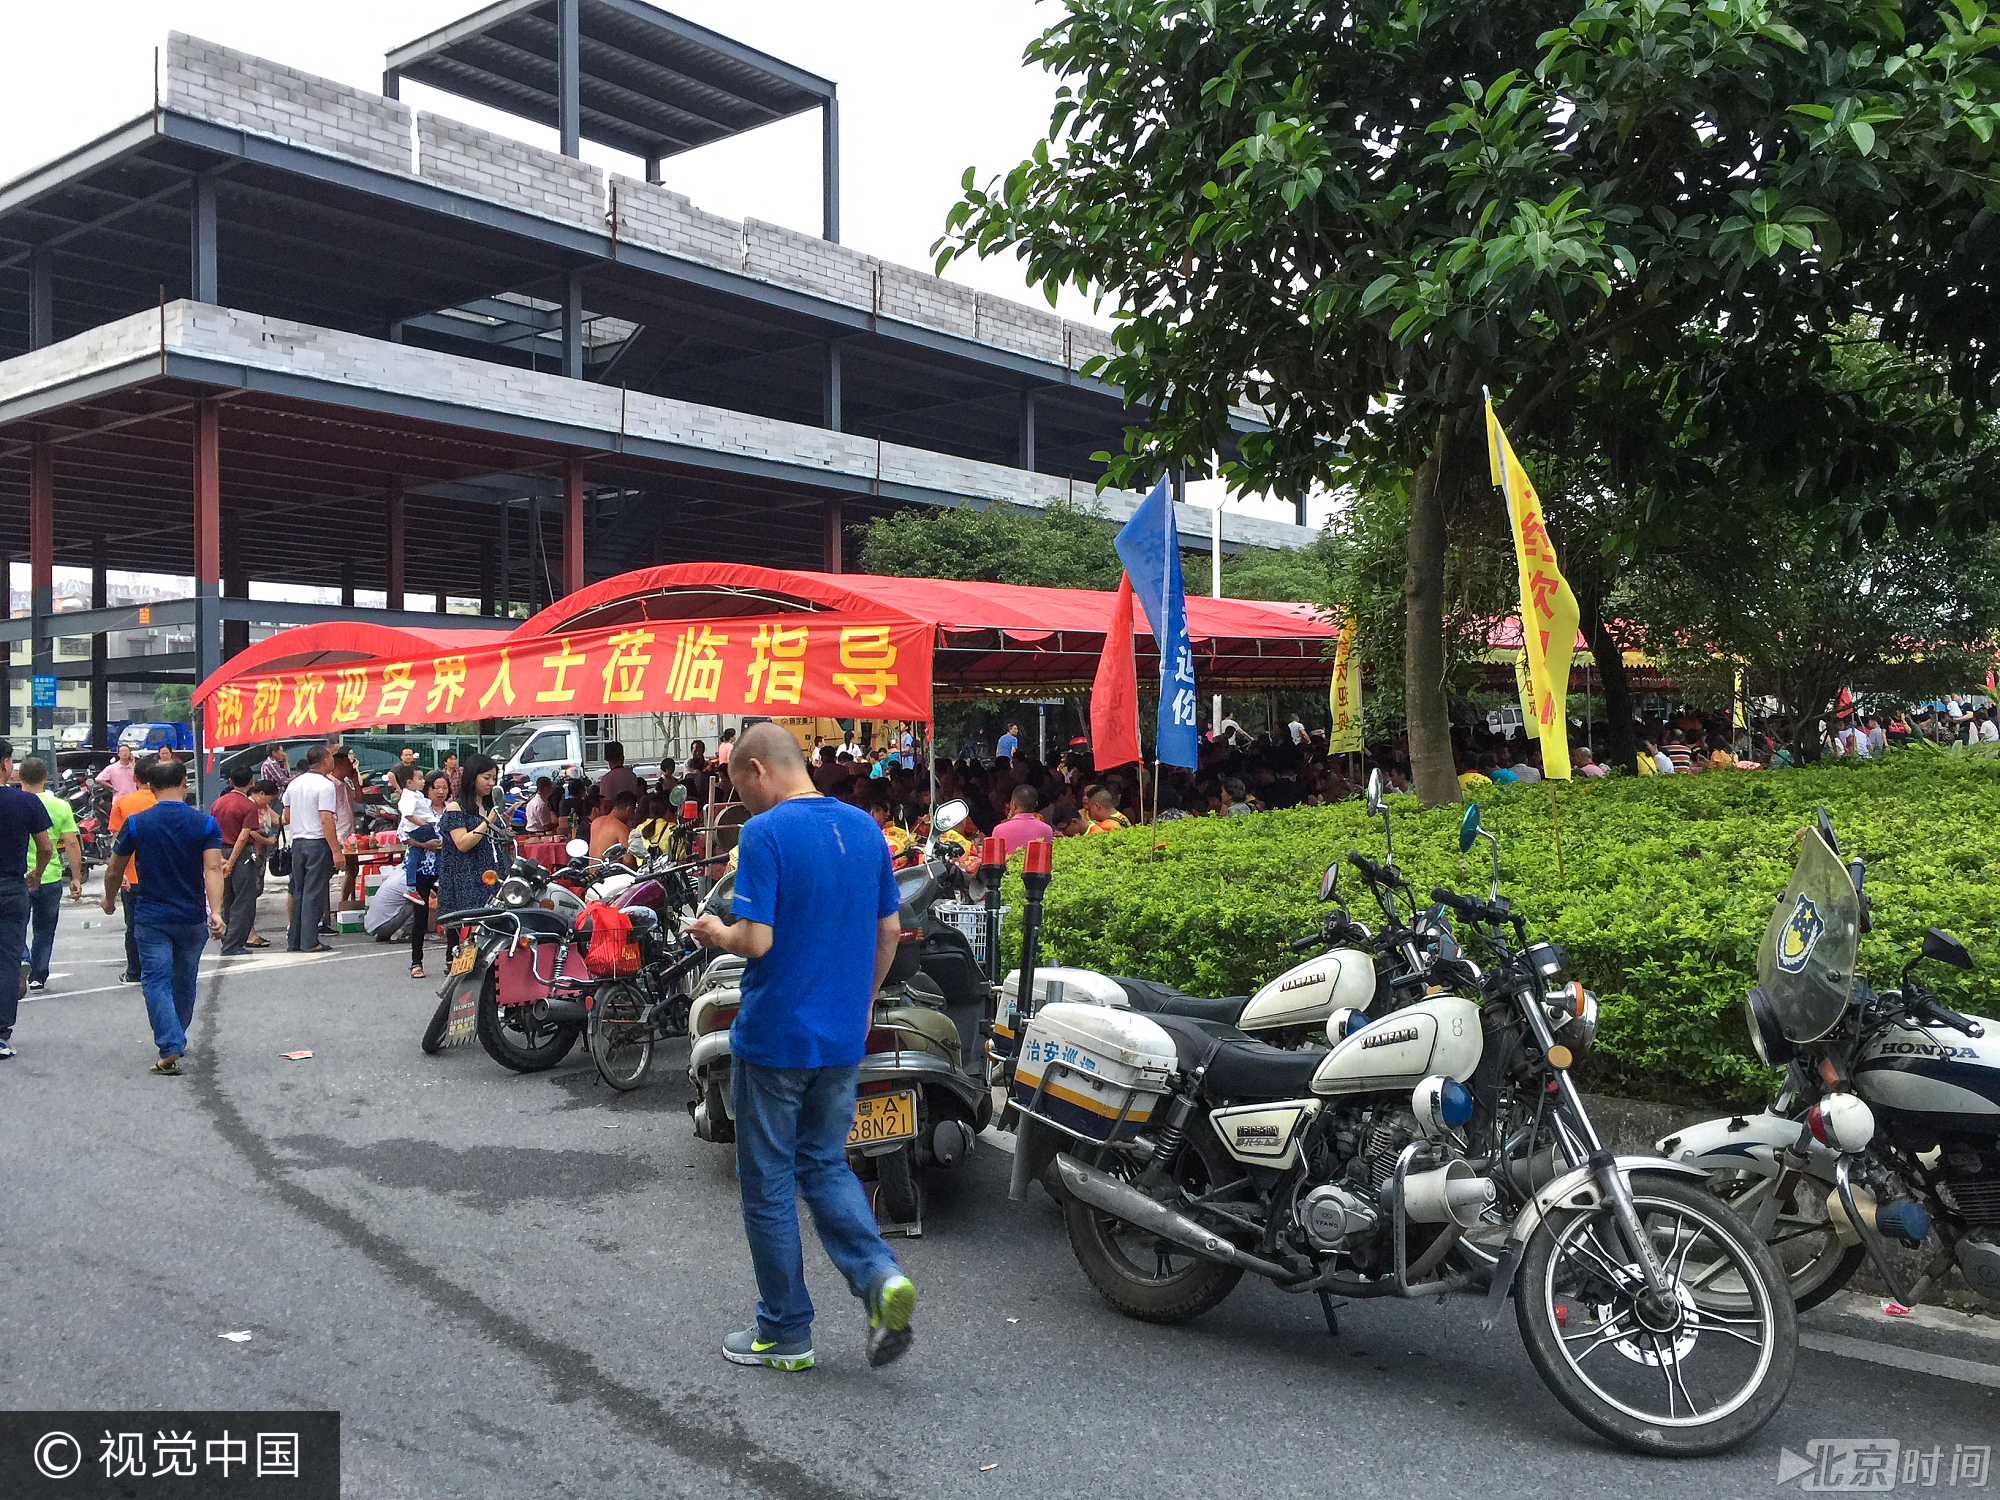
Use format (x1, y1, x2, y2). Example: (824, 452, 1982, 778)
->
(1054, 1155, 1294, 1280)
(1403, 1160, 1498, 1230)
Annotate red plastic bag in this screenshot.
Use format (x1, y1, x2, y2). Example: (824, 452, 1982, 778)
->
(578, 900, 642, 977)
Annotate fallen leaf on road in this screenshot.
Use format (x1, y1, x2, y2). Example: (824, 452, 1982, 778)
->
(218, 1331, 252, 1343)
(281, 1050, 313, 1061)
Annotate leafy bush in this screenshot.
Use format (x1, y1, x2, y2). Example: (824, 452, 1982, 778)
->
(1003, 756, 2000, 1106)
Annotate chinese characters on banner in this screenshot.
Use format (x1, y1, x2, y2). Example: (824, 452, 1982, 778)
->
(201, 614, 933, 747)
(1328, 615, 1362, 753)
(1486, 399, 1580, 779)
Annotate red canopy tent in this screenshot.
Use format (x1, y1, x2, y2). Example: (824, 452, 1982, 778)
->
(192, 564, 1334, 746)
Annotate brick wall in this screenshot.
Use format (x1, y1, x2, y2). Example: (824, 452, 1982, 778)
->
(165, 33, 413, 175)
(743, 219, 875, 310)
(608, 176, 743, 271)
(417, 112, 605, 232)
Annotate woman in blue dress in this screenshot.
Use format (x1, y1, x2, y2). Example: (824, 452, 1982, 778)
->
(436, 754, 513, 945)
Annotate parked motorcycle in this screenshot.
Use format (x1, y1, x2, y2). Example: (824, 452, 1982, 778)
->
(1005, 800, 1796, 1455)
(1662, 808, 2000, 1310)
(422, 840, 695, 1068)
(685, 800, 990, 1231)
(582, 851, 723, 1091)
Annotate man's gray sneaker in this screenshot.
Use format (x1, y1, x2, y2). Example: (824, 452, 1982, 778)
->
(722, 1327, 813, 1371)
(866, 1272, 915, 1368)
(0, 1040, 16, 1060)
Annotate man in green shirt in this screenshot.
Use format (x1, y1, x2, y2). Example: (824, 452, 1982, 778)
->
(19, 758, 83, 993)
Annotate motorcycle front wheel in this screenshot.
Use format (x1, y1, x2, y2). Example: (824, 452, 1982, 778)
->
(586, 981, 653, 1091)
(1515, 1173, 1796, 1455)
(1698, 1166, 1864, 1312)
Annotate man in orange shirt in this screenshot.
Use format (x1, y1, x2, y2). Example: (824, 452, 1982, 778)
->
(108, 769, 158, 984)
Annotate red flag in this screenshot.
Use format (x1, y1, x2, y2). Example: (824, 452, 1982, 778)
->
(1836, 687, 1854, 720)
(1091, 573, 1141, 770)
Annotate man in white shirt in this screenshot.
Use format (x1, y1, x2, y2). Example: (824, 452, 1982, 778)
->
(1981, 711, 2000, 744)
(282, 745, 340, 953)
(523, 777, 559, 836)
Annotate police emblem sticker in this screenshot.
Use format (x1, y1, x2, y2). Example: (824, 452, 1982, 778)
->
(1777, 895, 1825, 976)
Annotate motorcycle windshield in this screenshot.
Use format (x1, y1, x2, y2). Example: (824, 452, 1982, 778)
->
(1754, 826, 1860, 1043)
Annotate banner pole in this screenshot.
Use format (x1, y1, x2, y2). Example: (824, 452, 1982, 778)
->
(1549, 780, 1564, 883)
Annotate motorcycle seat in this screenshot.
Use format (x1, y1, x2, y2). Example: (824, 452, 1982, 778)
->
(1143, 1013, 1327, 1102)
(1113, 976, 1251, 1027)
(483, 908, 572, 941)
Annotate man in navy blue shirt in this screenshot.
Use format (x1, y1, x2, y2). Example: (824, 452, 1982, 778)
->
(688, 722, 915, 1372)
(0, 738, 56, 1060)
(100, 759, 224, 1075)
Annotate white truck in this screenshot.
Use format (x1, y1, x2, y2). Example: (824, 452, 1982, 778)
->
(485, 719, 593, 792)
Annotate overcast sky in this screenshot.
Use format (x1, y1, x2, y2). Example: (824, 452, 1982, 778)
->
(4, 0, 1316, 601)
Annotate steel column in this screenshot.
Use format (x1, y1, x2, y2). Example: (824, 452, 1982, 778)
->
(381, 68, 400, 100)
(29, 440, 54, 755)
(823, 499, 844, 574)
(192, 400, 223, 802)
(340, 561, 355, 610)
(563, 456, 585, 596)
(645, 156, 662, 185)
(222, 521, 249, 660)
(823, 340, 843, 431)
(90, 537, 108, 750)
(189, 174, 218, 303)
(822, 96, 840, 243)
(28, 247, 53, 350)
(562, 267, 584, 379)
(1295, 494, 1309, 528)
(386, 483, 407, 609)
(557, 0, 581, 158)
(1018, 389, 1036, 471)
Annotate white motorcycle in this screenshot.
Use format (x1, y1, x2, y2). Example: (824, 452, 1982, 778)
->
(1005, 801, 1797, 1456)
(1662, 809, 2000, 1310)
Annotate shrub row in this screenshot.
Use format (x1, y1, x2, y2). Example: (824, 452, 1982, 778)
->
(1000, 755, 2000, 1105)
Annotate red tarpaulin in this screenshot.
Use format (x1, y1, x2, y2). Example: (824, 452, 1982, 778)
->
(193, 564, 1333, 745)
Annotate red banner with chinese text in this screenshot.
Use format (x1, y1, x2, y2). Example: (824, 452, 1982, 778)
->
(201, 613, 934, 747)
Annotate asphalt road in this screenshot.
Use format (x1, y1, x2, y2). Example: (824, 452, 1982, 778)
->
(4, 879, 1997, 1499)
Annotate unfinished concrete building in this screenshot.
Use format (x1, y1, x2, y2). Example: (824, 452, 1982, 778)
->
(0, 0, 1305, 756)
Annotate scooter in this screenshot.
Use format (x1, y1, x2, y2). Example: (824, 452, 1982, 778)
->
(685, 800, 989, 1234)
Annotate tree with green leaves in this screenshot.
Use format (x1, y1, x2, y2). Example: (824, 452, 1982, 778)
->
(857, 497, 1123, 590)
(939, 0, 2000, 804)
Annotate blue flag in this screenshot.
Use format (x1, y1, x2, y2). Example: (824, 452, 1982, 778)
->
(1114, 478, 1200, 769)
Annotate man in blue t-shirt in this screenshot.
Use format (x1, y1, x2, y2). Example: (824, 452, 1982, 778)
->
(0, 738, 56, 1060)
(101, 758, 224, 1074)
(688, 722, 914, 1373)
(995, 723, 1020, 761)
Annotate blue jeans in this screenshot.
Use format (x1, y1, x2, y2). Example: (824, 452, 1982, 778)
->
(0, 878, 27, 1041)
(732, 1059, 900, 1343)
(25, 880, 64, 984)
(136, 918, 208, 1057)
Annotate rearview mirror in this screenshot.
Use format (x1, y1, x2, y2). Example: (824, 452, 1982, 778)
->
(566, 837, 590, 861)
(933, 799, 969, 836)
(1364, 769, 1384, 817)
(1923, 927, 1975, 972)
(1459, 803, 1482, 854)
(1319, 863, 1340, 903)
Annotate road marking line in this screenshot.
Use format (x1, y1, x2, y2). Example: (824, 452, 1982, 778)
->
(28, 949, 402, 1001)
(1800, 1330, 2000, 1388)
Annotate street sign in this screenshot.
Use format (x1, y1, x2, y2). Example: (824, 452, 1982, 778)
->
(31, 675, 57, 709)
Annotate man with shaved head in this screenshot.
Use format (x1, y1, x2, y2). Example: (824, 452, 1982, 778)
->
(688, 721, 915, 1373)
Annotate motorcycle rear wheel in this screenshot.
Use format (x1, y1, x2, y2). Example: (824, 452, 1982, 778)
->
(586, 981, 653, 1091)
(1515, 1173, 1796, 1455)
(1064, 1134, 1242, 1324)
(474, 970, 581, 1073)
(872, 1146, 923, 1224)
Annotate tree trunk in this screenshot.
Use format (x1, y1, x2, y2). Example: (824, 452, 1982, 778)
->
(1404, 408, 1464, 807)
(1583, 615, 1637, 772)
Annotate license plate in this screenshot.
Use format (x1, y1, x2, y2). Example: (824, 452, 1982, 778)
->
(448, 946, 476, 977)
(848, 1090, 917, 1147)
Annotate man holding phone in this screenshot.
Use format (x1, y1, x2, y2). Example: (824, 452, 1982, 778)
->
(687, 722, 915, 1374)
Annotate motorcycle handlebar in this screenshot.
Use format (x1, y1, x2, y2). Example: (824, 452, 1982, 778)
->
(1430, 887, 1514, 928)
(1914, 991, 1986, 1039)
(1289, 932, 1322, 951)
(1347, 851, 1406, 887)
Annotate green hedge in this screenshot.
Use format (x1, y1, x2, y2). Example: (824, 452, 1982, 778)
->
(1002, 756, 2000, 1105)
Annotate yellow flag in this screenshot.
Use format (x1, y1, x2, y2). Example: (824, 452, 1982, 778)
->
(1513, 648, 1539, 740)
(1329, 614, 1362, 752)
(1488, 400, 1580, 779)
(1734, 665, 1750, 737)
